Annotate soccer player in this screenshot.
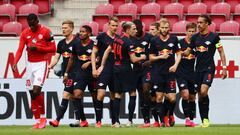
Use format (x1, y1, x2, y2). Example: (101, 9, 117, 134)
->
(148, 22, 161, 127)
(184, 14, 227, 127)
(130, 19, 153, 127)
(176, 22, 197, 127)
(48, 20, 80, 127)
(149, 18, 181, 127)
(12, 13, 56, 129)
(99, 22, 146, 127)
(91, 17, 119, 128)
(63, 25, 96, 127)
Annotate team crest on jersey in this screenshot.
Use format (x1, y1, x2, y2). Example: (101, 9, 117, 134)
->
(98, 83, 104, 86)
(27, 36, 31, 39)
(205, 41, 211, 45)
(32, 38, 37, 43)
(38, 34, 43, 39)
(168, 43, 174, 47)
(141, 41, 148, 46)
(180, 84, 185, 87)
(69, 46, 72, 51)
(153, 85, 158, 89)
(87, 49, 92, 53)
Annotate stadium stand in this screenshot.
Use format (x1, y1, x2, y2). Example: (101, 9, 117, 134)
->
(131, 0, 150, 13)
(16, 3, 39, 30)
(155, 0, 174, 13)
(1, 21, 22, 36)
(32, 0, 52, 15)
(185, 2, 207, 22)
(10, 0, 31, 14)
(115, 3, 137, 22)
(81, 21, 99, 36)
(224, 0, 240, 13)
(139, 2, 160, 31)
(162, 2, 184, 29)
(92, 4, 113, 32)
(171, 20, 189, 36)
(200, 0, 220, 13)
(219, 20, 239, 36)
(210, 2, 231, 31)
(178, 0, 195, 13)
(109, 0, 128, 13)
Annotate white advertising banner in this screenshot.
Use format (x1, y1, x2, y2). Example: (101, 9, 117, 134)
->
(0, 37, 240, 125)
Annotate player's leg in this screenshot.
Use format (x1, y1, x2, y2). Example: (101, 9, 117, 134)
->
(165, 75, 177, 127)
(49, 74, 74, 127)
(31, 61, 48, 129)
(150, 91, 160, 127)
(198, 71, 213, 127)
(127, 89, 136, 126)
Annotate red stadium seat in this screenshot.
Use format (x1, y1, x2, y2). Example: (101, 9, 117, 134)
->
(185, 2, 207, 22)
(102, 23, 108, 32)
(211, 2, 231, 19)
(10, 0, 31, 14)
(162, 2, 183, 29)
(32, 0, 51, 15)
(155, 0, 174, 13)
(82, 21, 99, 36)
(109, 0, 127, 14)
(95, 4, 114, 16)
(2, 21, 22, 36)
(93, 4, 114, 32)
(163, 2, 184, 19)
(92, 15, 109, 32)
(219, 20, 239, 35)
(0, 4, 16, 20)
(0, 15, 11, 32)
(116, 3, 137, 22)
(210, 2, 230, 31)
(208, 22, 216, 32)
(201, 0, 219, 13)
(16, 3, 39, 30)
(131, 0, 149, 13)
(139, 2, 160, 31)
(171, 20, 189, 35)
(224, 0, 240, 13)
(233, 4, 240, 25)
(0, 0, 8, 5)
(178, 0, 195, 13)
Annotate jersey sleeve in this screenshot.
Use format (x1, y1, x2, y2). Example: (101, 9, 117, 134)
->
(94, 34, 101, 50)
(174, 37, 181, 53)
(214, 34, 222, 49)
(149, 38, 158, 55)
(126, 39, 135, 55)
(189, 34, 197, 49)
(56, 41, 62, 54)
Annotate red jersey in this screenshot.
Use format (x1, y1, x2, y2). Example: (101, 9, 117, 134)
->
(14, 24, 56, 64)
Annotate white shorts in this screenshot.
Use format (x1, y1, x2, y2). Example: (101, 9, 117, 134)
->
(26, 61, 48, 90)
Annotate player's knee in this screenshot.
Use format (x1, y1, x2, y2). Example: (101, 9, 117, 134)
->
(73, 90, 83, 99)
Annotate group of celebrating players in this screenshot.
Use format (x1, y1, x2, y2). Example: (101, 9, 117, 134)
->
(13, 13, 227, 129)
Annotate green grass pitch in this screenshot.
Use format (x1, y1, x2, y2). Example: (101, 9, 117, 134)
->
(0, 125, 240, 135)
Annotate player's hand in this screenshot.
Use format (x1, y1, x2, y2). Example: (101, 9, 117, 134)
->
(81, 62, 90, 70)
(12, 64, 17, 72)
(221, 68, 227, 79)
(63, 75, 68, 84)
(160, 54, 169, 59)
(29, 45, 37, 51)
(142, 60, 151, 67)
(97, 66, 104, 75)
(48, 65, 53, 69)
(169, 65, 177, 73)
(92, 69, 99, 78)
